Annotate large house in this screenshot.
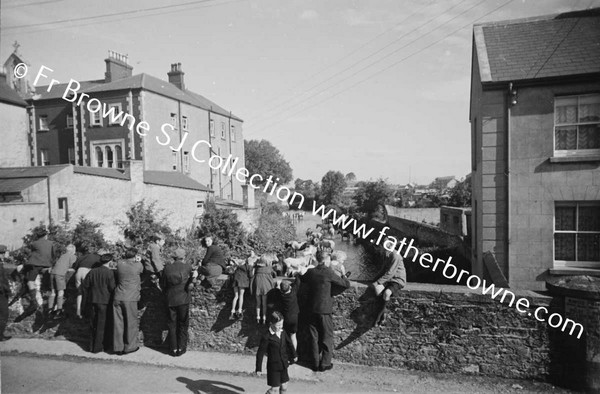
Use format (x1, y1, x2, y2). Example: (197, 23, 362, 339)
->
(470, 8, 600, 290)
(1, 49, 252, 248)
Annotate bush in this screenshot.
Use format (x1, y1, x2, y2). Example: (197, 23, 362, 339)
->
(72, 216, 107, 253)
(116, 200, 173, 249)
(248, 202, 296, 254)
(196, 202, 247, 258)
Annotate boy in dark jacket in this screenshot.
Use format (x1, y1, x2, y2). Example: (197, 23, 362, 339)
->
(277, 277, 300, 350)
(255, 311, 297, 394)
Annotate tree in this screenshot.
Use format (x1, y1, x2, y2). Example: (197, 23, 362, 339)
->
(292, 178, 320, 209)
(196, 202, 247, 256)
(244, 139, 293, 188)
(353, 179, 395, 218)
(320, 171, 347, 206)
(345, 172, 356, 182)
(447, 177, 472, 207)
(72, 217, 107, 253)
(117, 200, 173, 248)
(248, 203, 296, 254)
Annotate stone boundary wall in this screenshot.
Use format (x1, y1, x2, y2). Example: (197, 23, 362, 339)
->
(387, 215, 463, 249)
(7, 274, 556, 381)
(385, 206, 440, 225)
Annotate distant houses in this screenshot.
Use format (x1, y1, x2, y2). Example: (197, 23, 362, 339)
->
(470, 8, 600, 290)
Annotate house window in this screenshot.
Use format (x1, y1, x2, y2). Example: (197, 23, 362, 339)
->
(40, 149, 50, 166)
(172, 150, 178, 171)
(66, 114, 74, 128)
(196, 200, 205, 216)
(58, 197, 69, 222)
(68, 147, 75, 165)
(92, 141, 123, 168)
(554, 202, 600, 268)
(115, 145, 123, 168)
(230, 124, 236, 142)
(95, 146, 104, 167)
(221, 122, 226, 139)
(39, 115, 49, 131)
(210, 119, 215, 137)
(554, 94, 600, 157)
(183, 151, 190, 173)
(108, 103, 122, 125)
(182, 116, 188, 131)
(170, 113, 178, 129)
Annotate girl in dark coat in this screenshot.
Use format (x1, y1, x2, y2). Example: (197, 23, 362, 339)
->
(251, 255, 276, 324)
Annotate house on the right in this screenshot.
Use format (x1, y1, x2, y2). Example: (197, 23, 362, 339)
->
(470, 8, 600, 290)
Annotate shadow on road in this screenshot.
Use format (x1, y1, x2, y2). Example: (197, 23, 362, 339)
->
(176, 377, 245, 394)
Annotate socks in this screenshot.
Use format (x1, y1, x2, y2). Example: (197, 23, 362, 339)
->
(56, 295, 64, 311)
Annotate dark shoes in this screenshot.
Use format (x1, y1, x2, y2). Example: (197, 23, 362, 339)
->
(170, 348, 187, 357)
(319, 364, 334, 372)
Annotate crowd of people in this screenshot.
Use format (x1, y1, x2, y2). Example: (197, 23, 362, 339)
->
(0, 218, 407, 393)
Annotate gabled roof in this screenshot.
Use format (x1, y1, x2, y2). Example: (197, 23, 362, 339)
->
(474, 8, 600, 83)
(31, 80, 104, 100)
(0, 165, 69, 178)
(73, 166, 129, 180)
(0, 177, 44, 193)
(144, 170, 211, 192)
(84, 73, 242, 121)
(0, 79, 28, 107)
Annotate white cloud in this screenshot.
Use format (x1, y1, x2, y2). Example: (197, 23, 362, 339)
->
(299, 9, 319, 21)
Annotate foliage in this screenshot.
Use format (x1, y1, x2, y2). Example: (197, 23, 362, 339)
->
(72, 216, 107, 253)
(116, 200, 172, 249)
(196, 202, 247, 257)
(244, 139, 293, 187)
(292, 178, 320, 210)
(248, 202, 296, 254)
(447, 177, 472, 207)
(345, 172, 356, 182)
(12, 221, 73, 264)
(319, 170, 347, 206)
(353, 179, 395, 218)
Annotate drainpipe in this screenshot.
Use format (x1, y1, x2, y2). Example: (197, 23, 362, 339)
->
(208, 108, 213, 190)
(178, 99, 183, 172)
(228, 111, 234, 199)
(506, 82, 516, 284)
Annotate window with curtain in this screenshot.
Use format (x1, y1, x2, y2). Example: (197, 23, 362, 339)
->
(554, 94, 600, 156)
(115, 145, 123, 168)
(105, 146, 114, 168)
(555, 202, 600, 268)
(95, 146, 104, 167)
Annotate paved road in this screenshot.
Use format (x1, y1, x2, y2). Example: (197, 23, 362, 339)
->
(1, 354, 571, 394)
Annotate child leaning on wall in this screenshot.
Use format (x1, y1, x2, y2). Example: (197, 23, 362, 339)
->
(250, 255, 276, 325)
(229, 253, 254, 320)
(49, 244, 77, 318)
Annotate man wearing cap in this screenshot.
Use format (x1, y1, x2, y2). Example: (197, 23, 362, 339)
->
(74, 247, 104, 318)
(0, 245, 12, 341)
(82, 253, 116, 353)
(161, 248, 197, 356)
(145, 234, 165, 289)
(372, 237, 406, 327)
(113, 248, 143, 355)
(23, 228, 57, 313)
(300, 250, 350, 372)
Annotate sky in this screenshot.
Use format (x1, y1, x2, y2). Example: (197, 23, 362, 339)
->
(2, 0, 599, 186)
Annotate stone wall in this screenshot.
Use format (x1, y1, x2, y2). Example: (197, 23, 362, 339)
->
(7, 274, 557, 380)
(387, 215, 463, 249)
(385, 206, 440, 225)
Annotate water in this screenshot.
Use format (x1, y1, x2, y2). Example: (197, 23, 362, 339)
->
(293, 212, 382, 282)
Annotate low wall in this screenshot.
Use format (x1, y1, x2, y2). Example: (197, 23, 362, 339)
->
(387, 215, 463, 249)
(6, 275, 558, 381)
(385, 206, 440, 225)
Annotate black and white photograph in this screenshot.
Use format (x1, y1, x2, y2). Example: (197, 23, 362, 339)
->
(1, 0, 599, 392)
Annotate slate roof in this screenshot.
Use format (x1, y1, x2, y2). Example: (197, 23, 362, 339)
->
(144, 171, 211, 192)
(73, 166, 129, 180)
(0, 177, 44, 193)
(474, 8, 600, 83)
(32, 80, 104, 100)
(84, 73, 242, 121)
(0, 79, 28, 107)
(0, 165, 69, 178)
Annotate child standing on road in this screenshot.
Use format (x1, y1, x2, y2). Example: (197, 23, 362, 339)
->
(255, 311, 297, 394)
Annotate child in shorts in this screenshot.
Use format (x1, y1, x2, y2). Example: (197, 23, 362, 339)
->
(49, 244, 77, 317)
(255, 311, 297, 394)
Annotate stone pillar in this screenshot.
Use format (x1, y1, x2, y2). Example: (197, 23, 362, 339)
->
(546, 276, 600, 392)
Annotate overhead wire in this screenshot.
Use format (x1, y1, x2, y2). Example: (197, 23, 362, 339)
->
(246, 0, 515, 136)
(247, 0, 472, 128)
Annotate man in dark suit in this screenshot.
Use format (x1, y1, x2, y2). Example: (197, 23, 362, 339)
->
(0, 245, 12, 341)
(300, 250, 350, 372)
(113, 247, 143, 355)
(23, 228, 56, 313)
(161, 248, 197, 357)
(82, 253, 116, 353)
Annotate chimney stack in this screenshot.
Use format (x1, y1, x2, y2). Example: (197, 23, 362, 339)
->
(167, 63, 185, 90)
(105, 50, 133, 83)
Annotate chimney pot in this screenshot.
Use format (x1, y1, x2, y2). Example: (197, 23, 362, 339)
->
(167, 62, 185, 90)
